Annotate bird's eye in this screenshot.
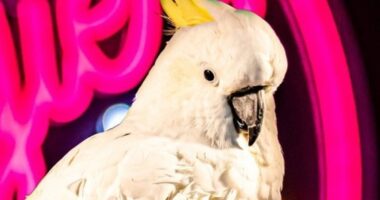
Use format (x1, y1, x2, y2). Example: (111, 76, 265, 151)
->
(204, 69, 215, 81)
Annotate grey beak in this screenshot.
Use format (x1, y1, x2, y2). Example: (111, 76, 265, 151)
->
(228, 86, 265, 146)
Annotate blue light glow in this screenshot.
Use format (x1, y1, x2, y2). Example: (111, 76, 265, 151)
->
(97, 103, 130, 132)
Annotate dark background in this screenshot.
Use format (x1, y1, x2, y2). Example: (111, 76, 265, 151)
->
(345, 0, 379, 142)
(340, 1, 380, 198)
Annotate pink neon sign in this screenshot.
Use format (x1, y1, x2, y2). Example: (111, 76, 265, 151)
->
(0, 0, 162, 198)
(279, 0, 362, 199)
(0, 0, 362, 200)
(221, 0, 267, 17)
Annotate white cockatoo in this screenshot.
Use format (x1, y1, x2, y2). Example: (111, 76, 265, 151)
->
(28, 0, 287, 199)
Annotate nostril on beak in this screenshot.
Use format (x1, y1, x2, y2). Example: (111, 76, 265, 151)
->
(236, 118, 248, 130)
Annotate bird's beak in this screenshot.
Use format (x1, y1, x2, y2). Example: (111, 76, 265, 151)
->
(228, 86, 265, 146)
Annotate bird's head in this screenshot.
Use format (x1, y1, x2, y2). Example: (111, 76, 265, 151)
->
(125, 0, 287, 148)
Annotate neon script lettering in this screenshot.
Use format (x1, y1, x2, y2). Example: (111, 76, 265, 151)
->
(0, 0, 264, 199)
(0, 0, 162, 198)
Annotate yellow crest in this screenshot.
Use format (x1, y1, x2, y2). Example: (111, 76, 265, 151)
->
(161, 0, 214, 27)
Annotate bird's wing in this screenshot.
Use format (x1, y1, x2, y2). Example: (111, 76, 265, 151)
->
(28, 131, 260, 200)
(28, 132, 182, 199)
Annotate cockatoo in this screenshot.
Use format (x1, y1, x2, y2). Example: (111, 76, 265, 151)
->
(28, 0, 287, 199)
